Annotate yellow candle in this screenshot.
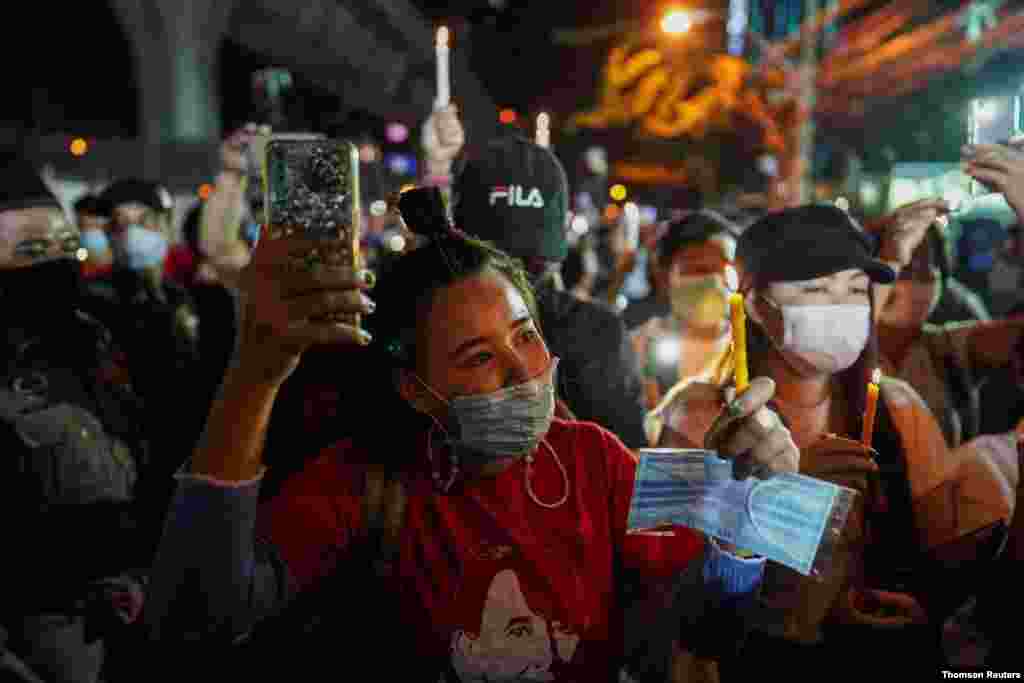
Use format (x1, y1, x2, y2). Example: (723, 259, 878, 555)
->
(729, 293, 749, 393)
(862, 368, 881, 448)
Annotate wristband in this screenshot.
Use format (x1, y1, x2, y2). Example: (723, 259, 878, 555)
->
(423, 174, 452, 188)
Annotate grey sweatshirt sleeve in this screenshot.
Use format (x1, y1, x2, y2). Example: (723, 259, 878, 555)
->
(143, 473, 293, 643)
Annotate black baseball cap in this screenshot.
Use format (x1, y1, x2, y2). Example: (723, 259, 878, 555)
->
(100, 179, 174, 214)
(73, 194, 111, 217)
(452, 132, 569, 263)
(737, 204, 895, 285)
(656, 209, 740, 265)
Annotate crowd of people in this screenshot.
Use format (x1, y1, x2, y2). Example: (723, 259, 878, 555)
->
(3, 101, 1024, 682)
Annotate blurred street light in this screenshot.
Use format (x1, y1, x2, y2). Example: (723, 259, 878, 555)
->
(661, 9, 693, 35)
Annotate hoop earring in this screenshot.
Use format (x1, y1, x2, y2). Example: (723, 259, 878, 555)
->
(426, 416, 460, 493)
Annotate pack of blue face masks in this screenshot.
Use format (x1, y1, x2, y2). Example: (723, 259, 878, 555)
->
(627, 449, 857, 577)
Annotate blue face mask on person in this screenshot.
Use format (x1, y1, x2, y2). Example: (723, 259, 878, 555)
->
(115, 225, 168, 270)
(417, 358, 559, 461)
(242, 221, 261, 248)
(80, 228, 111, 256)
(628, 449, 854, 576)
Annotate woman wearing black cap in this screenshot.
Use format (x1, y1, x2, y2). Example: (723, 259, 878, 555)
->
(654, 204, 1012, 672)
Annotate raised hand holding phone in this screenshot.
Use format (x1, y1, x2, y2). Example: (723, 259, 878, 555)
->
(263, 137, 364, 328)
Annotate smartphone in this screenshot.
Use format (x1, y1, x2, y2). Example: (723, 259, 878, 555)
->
(244, 128, 274, 224)
(967, 95, 1023, 195)
(263, 136, 362, 326)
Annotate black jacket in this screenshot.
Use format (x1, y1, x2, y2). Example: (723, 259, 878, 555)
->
(0, 311, 150, 683)
(535, 284, 647, 448)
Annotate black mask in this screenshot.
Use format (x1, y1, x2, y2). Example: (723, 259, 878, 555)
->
(0, 258, 83, 332)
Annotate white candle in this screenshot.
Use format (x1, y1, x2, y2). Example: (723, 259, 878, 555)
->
(536, 112, 550, 148)
(435, 27, 451, 110)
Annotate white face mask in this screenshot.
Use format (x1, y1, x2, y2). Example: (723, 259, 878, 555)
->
(762, 297, 870, 373)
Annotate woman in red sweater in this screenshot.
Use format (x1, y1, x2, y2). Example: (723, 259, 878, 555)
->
(145, 188, 798, 681)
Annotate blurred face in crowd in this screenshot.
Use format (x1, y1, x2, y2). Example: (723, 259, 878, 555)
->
(77, 211, 108, 235)
(0, 207, 81, 270)
(666, 236, 734, 332)
(878, 267, 941, 329)
(108, 201, 172, 273)
(877, 241, 941, 329)
(76, 210, 113, 265)
(666, 238, 733, 287)
(109, 202, 170, 239)
(401, 269, 551, 425)
(751, 268, 871, 378)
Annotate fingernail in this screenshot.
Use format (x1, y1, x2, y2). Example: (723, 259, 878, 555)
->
(362, 270, 376, 288)
(728, 400, 744, 417)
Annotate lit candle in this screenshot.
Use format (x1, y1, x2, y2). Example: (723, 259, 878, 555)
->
(623, 202, 640, 250)
(862, 369, 881, 448)
(536, 112, 550, 148)
(435, 27, 451, 110)
(729, 293, 749, 393)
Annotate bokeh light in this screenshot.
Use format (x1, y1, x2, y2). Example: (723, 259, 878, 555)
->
(386, 123, 409, 144)
(661, 9, 692, 35)
(570, 214, 589, 235)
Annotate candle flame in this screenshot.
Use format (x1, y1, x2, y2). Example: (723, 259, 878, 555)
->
(871, 368, 881, 384)
(437, 26, 449, 48)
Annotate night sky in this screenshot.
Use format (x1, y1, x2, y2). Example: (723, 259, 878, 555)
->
(6, 0, 1024, 178)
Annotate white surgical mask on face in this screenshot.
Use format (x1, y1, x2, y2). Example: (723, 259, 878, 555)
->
(762, 296, 870, 373)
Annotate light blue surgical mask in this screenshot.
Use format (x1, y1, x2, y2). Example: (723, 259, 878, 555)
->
(417, 358, 558, 462)
(80, 228, 111, 256)
(115, 224, 168, 270)
(242, 220, 261, 248)
(627, 449, 855, 576)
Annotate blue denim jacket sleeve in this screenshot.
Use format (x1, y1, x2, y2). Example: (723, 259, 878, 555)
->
(688, 540, 766, 659)
(144, 471, 293, 643)
(702, 538, 766, 604)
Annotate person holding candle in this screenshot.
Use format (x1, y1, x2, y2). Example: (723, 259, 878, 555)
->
(632, 211, 741, 445)
(142, 188, 800, 682)
(872, 199, 1024, 448)
(654, 204, 1007, 674)
(421, 103, 465, 196)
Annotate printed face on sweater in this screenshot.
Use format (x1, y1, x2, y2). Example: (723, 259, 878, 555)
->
(402, 269, 551, 418)
(450, 568, 580, 682)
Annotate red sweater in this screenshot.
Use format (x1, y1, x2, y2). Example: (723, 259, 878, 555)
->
(258, 418, 704, 681)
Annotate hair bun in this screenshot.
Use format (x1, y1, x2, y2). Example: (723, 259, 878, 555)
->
(397, 187, 451, 239)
